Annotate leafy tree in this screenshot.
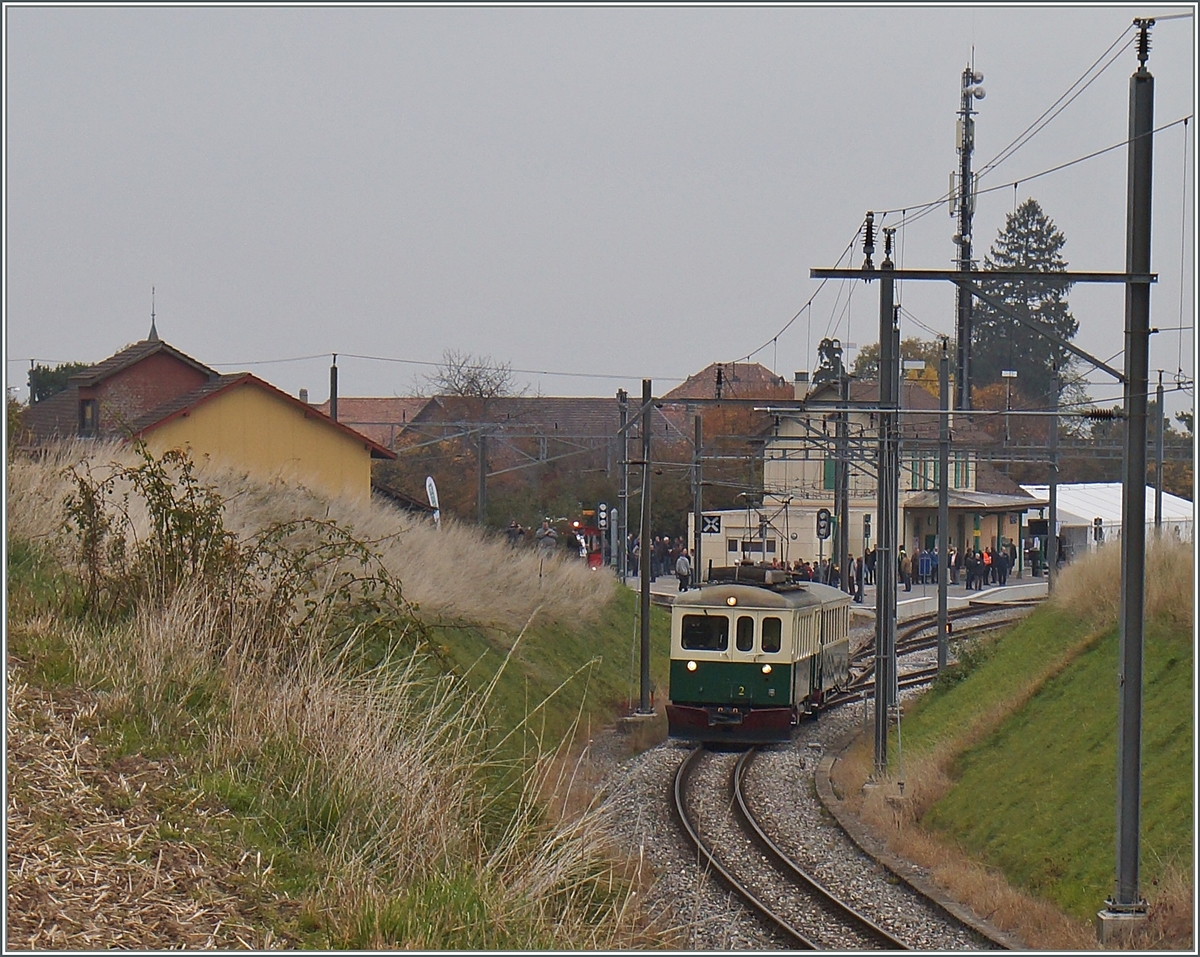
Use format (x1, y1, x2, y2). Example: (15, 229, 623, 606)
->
(7, 392, 27, 448)
(851, 337, 944, 380)
(29, 361, 90, 403)
(972, 199, 1078, 402)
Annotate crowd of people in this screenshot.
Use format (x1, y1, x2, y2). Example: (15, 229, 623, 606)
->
(509, 518, 1034, 601)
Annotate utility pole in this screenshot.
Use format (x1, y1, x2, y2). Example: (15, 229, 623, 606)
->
(1048, 365, 1059, 593)
(617, 389, 629, 582)
(1155, 371, 1164, 534)
(836, 368, 851, 593)
(873, 218, 899, 775)
(1100, 19, 1154, 937)
(477, 430, 488, 526)
(954, 66, 986, 411)
(638, 379, 653, 716)
(693, 414, 703, 584)
(937, 338, 950, 670)
(329, 354, 339, 422)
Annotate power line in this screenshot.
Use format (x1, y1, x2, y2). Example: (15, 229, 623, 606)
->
(977, 27, 1136, 180)
(730, 226, 863, 366)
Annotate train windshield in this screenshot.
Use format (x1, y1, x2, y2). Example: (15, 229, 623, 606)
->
(762, 617, 782, 653)
(736, 616, 754, 652)
(681, 614, 729, 651)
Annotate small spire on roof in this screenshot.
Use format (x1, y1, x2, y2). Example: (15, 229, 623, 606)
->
(148, 286, 159, 341)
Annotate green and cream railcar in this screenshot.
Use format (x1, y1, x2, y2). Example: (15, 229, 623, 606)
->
(666, 567, 850, 744)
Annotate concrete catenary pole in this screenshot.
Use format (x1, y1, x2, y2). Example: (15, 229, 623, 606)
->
(938, 338, 950, 670)
(693, 414, 703, 584)
(1155, 371, 1164, 534)
(836, 370, 851, 593)
(1103, 18, 1154, 931)
(873, 220, 898, 775)
(617, 389, 629, 583)
(638, 379, 654, 715)
(1048, 365, 1059, 593)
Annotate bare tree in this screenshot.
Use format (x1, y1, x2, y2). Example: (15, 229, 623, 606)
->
(422, 350, 526, 527)
(425, 350, 523, 399)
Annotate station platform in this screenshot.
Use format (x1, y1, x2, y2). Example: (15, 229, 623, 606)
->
(622, 568, 1048, 618)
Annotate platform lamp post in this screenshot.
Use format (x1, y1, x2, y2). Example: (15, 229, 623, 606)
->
(1001, 370, 1017, 444)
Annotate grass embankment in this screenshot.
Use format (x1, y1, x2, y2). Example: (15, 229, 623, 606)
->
(832, 539, 1193, 949)
(6, 442, 673, 950)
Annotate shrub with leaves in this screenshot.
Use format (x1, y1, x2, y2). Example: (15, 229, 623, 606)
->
(60, 444, 421, 662)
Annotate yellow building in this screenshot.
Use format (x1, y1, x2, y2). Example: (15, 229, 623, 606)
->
(131, 372, 394, 501)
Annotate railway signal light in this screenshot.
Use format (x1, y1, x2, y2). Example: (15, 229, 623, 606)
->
(816, 508, 832, 540)
(597, 502, 608, 529)
(1094, 516, 1104, 542)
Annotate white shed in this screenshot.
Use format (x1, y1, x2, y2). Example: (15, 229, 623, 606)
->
(1019, 482, 1193, 555)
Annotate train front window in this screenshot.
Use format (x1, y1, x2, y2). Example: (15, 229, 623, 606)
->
(762, 617, 782, 653)
(736, 616, 754, 652)
(681, 614, 728, 651)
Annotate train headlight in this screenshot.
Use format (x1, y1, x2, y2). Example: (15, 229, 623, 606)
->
(761, 664, 772, 675)
(686, 660, 698, 672)
(726, 596, 737, 606)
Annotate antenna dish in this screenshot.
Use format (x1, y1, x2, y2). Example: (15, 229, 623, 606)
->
(973, 87, 986, 100)
(972, 71, 984, 83)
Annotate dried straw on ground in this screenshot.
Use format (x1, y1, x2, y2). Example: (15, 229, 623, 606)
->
(5, 664, 289, 950)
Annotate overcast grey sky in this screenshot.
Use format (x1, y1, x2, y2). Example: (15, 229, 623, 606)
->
(5, 4, 1196, 420)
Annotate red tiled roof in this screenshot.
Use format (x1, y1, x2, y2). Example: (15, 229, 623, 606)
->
(130, 374, 396, 459)
(407, 394, 689, 444)
(312, 397, 434, 447)
(661, 362, 791, 401)
(69, 339, 217, 386)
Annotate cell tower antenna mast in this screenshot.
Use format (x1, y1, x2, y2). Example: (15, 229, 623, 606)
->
(954, 64, 985, 410)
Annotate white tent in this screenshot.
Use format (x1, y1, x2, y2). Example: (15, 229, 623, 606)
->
(1020, 482, 1193, 550)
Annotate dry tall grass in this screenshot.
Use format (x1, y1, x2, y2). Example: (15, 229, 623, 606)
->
(6, 441, 613, 630)
(6, 443, 664, 948)
(1051, 536, 1194, 630)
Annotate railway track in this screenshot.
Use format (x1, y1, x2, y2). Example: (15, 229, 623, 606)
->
(672, 745, 911, 950)
(833, 602, 1038, 705)
(668, 599, 1038, 949)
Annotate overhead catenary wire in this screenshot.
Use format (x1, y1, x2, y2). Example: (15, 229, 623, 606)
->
(881, 113, 1193, 235)
(732, 226, 863, 367)
(976, 26, 1137, 181)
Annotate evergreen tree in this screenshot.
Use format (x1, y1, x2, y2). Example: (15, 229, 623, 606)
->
(29, 361, 89, 403)
(972, 198, 1078, 402)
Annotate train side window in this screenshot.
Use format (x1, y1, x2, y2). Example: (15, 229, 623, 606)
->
(681, 614, 728, 651)
(736, 616, 754, 652)
(761, 617, 782, 653)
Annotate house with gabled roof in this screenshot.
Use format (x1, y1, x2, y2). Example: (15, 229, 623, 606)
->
(23, 329, 394, 502)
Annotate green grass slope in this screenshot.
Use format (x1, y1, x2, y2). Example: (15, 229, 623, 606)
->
(427, 588, 671, 755)
(903, 602, 1193, 923)
(5, 444, 676, 949)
